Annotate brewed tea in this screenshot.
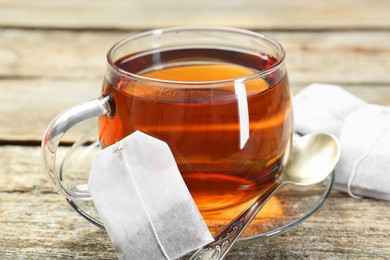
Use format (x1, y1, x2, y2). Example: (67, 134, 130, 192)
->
(99, 48, 292, 211)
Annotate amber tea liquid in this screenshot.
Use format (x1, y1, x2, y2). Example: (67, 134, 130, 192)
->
(99, 48, 293, 211)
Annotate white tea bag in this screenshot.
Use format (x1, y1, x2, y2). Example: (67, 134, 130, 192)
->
(293, 83, 366, 136)
(88, 131, 213, 260)
(334, 105, 390, 201)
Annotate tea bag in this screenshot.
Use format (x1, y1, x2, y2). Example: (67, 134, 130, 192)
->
(294, 84, 390, 201)
(293, 83, 366, 137)
(334, 105, 390, 201)
(88, 131, 213, 260)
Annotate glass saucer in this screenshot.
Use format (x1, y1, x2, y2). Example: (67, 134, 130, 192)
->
(60, 129, 333, 245)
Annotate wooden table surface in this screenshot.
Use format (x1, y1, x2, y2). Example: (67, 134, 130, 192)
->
(1, 1, 390, 259)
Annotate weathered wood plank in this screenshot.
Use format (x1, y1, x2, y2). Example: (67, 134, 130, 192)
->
(0, 145, 389, 259)
(0, 29, 115, 79)
(278, 31, 390, 84)
(1, 29, 390, 84)
(0, 146, 49, 192)
(0, 192, 116, 259)
(1, 78, 100, 143)
(0, 0, 389, 30)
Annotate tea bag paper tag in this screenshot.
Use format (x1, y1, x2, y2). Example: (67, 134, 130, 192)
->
(293, 83, 366, 136)
(334, 105, 390, 201)
(88, 131, 214, 260)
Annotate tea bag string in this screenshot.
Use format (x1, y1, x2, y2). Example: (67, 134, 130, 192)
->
(347, 111, 390, 199)
(113, 141, 170, 260)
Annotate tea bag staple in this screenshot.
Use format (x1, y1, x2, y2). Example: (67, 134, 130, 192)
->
(294, 84, 390, 201)
(88, 131, 213, 260)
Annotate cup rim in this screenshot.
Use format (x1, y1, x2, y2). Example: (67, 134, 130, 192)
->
(106, 26, 286, 87)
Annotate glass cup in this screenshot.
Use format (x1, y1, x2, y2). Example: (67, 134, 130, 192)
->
(42, 26, 293, 213)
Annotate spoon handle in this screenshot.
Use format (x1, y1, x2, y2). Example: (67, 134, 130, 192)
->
(189, 181, 284, 260)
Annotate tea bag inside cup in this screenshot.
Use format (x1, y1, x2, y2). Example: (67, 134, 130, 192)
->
(293, 83, 367, 136)
(334, 105, 390, 200)
(88, 131, 213, 260)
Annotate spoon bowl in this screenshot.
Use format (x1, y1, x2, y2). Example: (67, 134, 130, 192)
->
(190, 132, 340, 260)
(283, 133, 340, 185)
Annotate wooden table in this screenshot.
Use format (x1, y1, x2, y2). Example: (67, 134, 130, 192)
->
(1, 1, 390, 259)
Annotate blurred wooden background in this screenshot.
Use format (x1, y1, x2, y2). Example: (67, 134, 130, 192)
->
(0, 0, 389, 259)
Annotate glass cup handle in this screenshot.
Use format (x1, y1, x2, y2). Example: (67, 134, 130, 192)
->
(41, 96, 111, 200)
